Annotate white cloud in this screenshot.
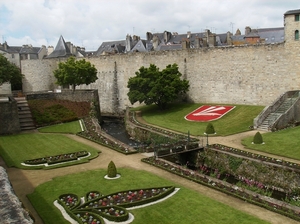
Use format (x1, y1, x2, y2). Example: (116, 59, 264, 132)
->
(0, 0, 299, 50)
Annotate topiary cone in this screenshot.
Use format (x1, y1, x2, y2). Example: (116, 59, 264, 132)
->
(107, 161, 117, 178)
(253, 131, 263, 144)
(205, 123, 215, 135)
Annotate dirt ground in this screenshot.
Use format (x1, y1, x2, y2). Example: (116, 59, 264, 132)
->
(1, 130, 300, 224)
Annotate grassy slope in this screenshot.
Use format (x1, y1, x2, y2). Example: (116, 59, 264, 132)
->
(242, 126, 300, 160)
(134, 103, 265, 136)
(27, 168, 269, 224)
(38, 120, 83, 134)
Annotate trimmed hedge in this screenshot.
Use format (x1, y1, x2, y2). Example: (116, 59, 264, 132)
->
(107, 161, 117, 178)
(253, 131, 263, 144)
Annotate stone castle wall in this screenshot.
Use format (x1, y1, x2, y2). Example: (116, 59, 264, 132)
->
(0, 97, 21, 134)
(21, 42, 300, 115)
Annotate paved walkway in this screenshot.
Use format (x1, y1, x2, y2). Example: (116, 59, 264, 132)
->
(1, 130, 300, 224)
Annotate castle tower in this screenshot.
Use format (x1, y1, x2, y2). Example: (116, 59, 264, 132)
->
(284, 9, 300, 47)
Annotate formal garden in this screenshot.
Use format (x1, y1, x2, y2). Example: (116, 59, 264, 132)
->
(1, 98, 300, 223)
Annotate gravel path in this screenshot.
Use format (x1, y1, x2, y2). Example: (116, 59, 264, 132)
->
(1, 131, 299, 224)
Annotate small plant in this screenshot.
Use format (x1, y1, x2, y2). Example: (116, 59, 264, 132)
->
(205, 123, 216, 135)
(107, 161, 117, 178)
(253, 131, 264, 144)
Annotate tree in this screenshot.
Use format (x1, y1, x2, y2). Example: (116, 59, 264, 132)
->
(0, 54, 23, 90)
(253, 131, 264, 144)
(205, 123, 216, 134)
(53, 56, 98, 90)
(107, 161, 117, 178)
(127, 63, 189, 110)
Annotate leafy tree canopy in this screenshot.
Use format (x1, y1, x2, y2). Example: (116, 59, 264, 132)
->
(0, 54, 23, 89)
(127, 63, 189, 110)
(53, 56, 98, 90)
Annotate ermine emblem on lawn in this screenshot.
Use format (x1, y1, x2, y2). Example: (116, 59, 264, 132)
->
(185, 105, 235, 122)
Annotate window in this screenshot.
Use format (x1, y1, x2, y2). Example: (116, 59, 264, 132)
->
(11, 54, 14, 58)
(295, 14, 299, 21)
(295, 30, 299, 40)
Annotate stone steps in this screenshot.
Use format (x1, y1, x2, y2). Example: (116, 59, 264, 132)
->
(257, 97, 297, 131)
(15, 97, 36, 131)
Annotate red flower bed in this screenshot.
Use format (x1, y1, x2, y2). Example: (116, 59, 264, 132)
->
(185, 105, 235, 122)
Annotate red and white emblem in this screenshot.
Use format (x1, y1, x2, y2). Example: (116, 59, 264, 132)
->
(185, 105, 235, 122)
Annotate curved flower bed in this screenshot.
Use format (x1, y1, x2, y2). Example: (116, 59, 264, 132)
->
(24, 151, 88, 165)
(56, 186, 175, 223)
(142, 157, 300, 222)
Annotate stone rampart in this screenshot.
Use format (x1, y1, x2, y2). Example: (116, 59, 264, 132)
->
(0, 96, 21, 134)
(21, 42, 300, 115)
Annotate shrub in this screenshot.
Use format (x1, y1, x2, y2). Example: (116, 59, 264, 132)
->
(253, 131, 263, 144)
(107, 161, 117, 178)
(205, 123, 215, 134)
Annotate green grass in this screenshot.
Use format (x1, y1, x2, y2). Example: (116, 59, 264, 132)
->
(27, 168, 269, 224)
(0, 133, 99, 169)
(242, 126, 300, 160)
(38, 120, 83, 134)
(133, 103, 264, 136)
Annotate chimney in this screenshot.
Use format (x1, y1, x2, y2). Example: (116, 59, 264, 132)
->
(66, 42, 72, 53)
(181, 38, 190, 49)
(125, 34, 132, 52)
(146, 32, 153, 41)
(194, 37, 200, 48)
(227, 31, 232, 45)
(152, 35, 160, 50)
(245, 26, 251, 35)
(163, 31, 171, 43)
(187, 31, 191, 39)
(4, 41, 8, 51)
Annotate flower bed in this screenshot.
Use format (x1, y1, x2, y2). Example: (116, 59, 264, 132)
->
(56, 186, 175, 223)
(211, 144, 300, 171)
(24, 151, 88, 165)
(142, 157, 300, 222)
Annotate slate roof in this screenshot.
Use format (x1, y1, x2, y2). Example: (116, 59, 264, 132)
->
(19, 45, 41, 54)
(130, 39, 147, 52)
(284, 9, 300, 15)
(46, 35, 72, 58)
(0, 45, 22, 54)
(231, 27, 284, 44)
(258, 27, 284, 44)
(95, 40, 125, 56)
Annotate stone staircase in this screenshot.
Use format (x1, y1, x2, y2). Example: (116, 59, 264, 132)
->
(257, 97, 298, 131)
(15, 97, 36, 131)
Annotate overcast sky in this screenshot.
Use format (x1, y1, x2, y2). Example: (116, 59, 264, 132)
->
(0, 0, 299, 51)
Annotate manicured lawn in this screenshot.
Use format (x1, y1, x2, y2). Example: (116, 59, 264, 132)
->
(242, 126, 300, 160)
(38, 120, 83, 134)
(133, 103, 264, 136)
(27, 168, 269, 224)
(0, 133, 99, 169)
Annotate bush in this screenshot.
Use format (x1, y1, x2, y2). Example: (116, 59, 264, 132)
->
(253, 131, 263, 144)
(107, 161, 117, 178)
(205, 123, 215, 134)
